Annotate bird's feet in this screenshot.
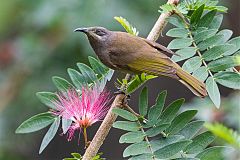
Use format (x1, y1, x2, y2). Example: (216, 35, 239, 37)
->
(114, 90, 131, 99)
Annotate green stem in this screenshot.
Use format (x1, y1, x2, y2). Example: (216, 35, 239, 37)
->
(124, 104, 141, 118)
(138, 121, 156, 160)
(175, 11, 215, 78)
(83, 127, 88, 148)
(124, 104, 167, 138)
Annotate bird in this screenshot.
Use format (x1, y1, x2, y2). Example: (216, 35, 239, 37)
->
(74, 26, 207, 97)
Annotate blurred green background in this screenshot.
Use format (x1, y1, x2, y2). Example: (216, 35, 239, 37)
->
(0, 0, 239, 159)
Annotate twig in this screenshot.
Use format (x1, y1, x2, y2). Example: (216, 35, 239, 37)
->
(175, 11, 215, 78)
(233, 67, 239, 73)
(124, 104, 141, 117)
(82, 1, 178, 159)
(139, 123, 156, 160)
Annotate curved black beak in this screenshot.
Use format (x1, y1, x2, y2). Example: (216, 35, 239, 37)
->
(74, 28, 88, 33)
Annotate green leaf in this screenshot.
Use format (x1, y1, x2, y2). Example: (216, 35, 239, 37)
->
(159, 3, 175, 13)
(36, 92, 58, 110)
(154, 140, 192, 159)
(113, 121, 140, 131)
(182, 56, 202, 73)
(198, 10, 217, 28)
(151, 135, 185, 152)
(67, 68, 86, 89)
(194, 29, 218, 44)
(225, 36, 240, 56)
(88, 56, 108, 76)
(145, 123, 170, 137)
(112, 108, 138, 121)
(39, 116, 60, 154)
(205, 123, 240, 148)
(139, 87, 148, 117)
(123, 141, 149, 157)
(127, 74, 156, 94)
(206, 77, 221, 108)
(119, 131, 145, 144)
(63, 158, 77, 160)
(77, 63, 98, 83)
(15, 112, 55, 134)
(129, 153, 153, 160)
(166, 110, 197, 135)
(214, 6, 228, 12)
(71, 153, 82, 159)
(168, 16, 185, 28)
(160, 98, 184, 124)
(166, 28, 188, 38)
(171, 47, 196, 62)
(148, 90, 167, 122)
(202, 44, 234, 61)
(185, 131, 215, 154)
(175, 158, 200, 160)
(127, 75, 142, 93)
(228, 36, 240, 50)
(214, 72, 240, 89)
(190, 4, 205, 25)
(62, 118, 72, 134)
(208, 56, 240, 72)
(196, 146, 229, 160)
(209, 14, 223, 30)
(52, 76, 73, 92)
(104, 68, 114, 81)
(179, 120, 204, 139)
(114, 16, 139, 36)
(217, 29, 233, 44)
(192, 66, 208, 82)
(198, 34, 224, 51)
(91, 152, 104, 160)
(167, 38, 192, 49)
(194, 27, 208, 34)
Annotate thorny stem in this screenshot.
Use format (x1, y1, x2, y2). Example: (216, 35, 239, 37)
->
(175, 11, 215, 78)
(82, 1, 178, 159)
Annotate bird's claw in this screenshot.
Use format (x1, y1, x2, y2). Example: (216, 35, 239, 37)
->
(114, 89, 131, 106)
(114, 90, 126, 95)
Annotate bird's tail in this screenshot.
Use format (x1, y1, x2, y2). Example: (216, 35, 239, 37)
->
(176, 68, 207, 97)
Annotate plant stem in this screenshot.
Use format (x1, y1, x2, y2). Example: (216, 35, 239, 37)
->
(82, 1, 178, 159)
(83, 127, 88, 148)
(139, 123, 156, 160)
(124, 104, 141, 117)
(233, 67, 239, 73)
(175, 11, 215, 78)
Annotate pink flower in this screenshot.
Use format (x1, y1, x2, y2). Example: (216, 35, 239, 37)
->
(53, 86, 111, 142)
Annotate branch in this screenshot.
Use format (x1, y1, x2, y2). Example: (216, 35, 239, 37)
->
(82, 1, 178, 159)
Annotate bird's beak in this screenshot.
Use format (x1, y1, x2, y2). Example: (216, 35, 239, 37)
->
(74, 27, 88, 33)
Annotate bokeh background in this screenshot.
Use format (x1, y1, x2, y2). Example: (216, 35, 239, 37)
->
(0, 0, 239, 160)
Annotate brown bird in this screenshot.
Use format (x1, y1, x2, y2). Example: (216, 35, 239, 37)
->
(74, 27, 207, 97)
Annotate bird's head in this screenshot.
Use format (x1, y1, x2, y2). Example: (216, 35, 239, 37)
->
(74, 27, 111, 43)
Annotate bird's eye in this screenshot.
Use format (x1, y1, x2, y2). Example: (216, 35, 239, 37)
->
(95, 29, 106, 36)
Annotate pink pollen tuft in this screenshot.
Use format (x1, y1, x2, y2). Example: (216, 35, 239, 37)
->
(52, 85, 111, 141)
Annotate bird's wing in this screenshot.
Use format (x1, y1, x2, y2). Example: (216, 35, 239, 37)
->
(142, 38, 179, 56)
(107, 32, 179, 78)
(127, 53, 179, 79)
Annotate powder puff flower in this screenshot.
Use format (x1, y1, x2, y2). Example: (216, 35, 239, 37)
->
(52, 86, 111, 147)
